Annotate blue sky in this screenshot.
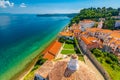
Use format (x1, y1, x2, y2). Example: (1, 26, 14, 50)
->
(0, 0, 120, 14)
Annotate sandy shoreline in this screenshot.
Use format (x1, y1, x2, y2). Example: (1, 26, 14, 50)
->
(10, 38, 57, 80)
(9, 22, 67, 80)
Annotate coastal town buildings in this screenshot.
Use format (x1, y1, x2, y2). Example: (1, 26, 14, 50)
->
(33, 19, 120, 80)
(79, 36, 101, 50)
(81, 28, 120, 56)
(60, 23, 81, 39)
(59, 30, 73, 40)
(70, 24, 81, 37)
(59, 19, 120, 57)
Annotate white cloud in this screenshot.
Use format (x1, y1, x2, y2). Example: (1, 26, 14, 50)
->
(20, 3, 26, 8)
(0, 0, 14, 8)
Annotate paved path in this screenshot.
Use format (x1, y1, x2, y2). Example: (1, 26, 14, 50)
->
(63, 49, 74, 50)
(84, 55, 105, 80)
(55, 42, 67, 59)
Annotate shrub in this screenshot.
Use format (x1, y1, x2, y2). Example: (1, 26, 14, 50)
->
(105, 57, 112, 64)
(36, 56, 47, 65)
(99, 58, 103, 63)
(107, 53, 118, 63)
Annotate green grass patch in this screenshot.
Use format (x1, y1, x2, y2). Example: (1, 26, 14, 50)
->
(63, 44, 74, 49)
(91, 48, 120, 80)
(24, 71, 35, 80)
(24, 55, 46, 80)
(78, 55, 84, 61)
(61, 50, 75, 55)
(100, 61, 120, 80)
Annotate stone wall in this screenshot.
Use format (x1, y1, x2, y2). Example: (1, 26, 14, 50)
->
(78, 39, 111, 80)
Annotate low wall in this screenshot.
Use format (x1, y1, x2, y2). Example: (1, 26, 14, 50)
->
(78, 39, 111, 80)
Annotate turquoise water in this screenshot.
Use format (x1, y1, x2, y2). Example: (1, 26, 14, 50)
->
(0, 14, 70, 80)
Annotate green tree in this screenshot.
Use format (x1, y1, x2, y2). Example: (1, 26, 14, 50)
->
(103, 19, 115, 30)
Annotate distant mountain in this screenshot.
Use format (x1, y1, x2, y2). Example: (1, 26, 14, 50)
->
(36, 13, 78, 18)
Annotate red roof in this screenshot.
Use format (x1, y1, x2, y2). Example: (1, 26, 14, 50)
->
(73, 29, 81, 33)
(43, 41, 62, 60)
(49, 41, 62, 56)
(43, 52, 55, 60)
(42, 41, 56, 54)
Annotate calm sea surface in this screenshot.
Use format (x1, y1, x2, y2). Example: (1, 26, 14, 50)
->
(0, 14, 70, 80)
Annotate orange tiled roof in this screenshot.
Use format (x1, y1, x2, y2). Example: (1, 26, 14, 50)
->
(42, 41, 56, 54)
(43, 52, 55, 60)
(109, 38, 120, 45)
(71, 24, 80, 30)
(81, 19, 94, 23)
(60, 32, 73, 36)
(49, 41, 62, 55)
(73, 29, 81, 33)
(87, 37, 97, 42)
(86, 28, 101, 32)
(81, 36, 97, 45)
(81, 36, 91, 45)
(101, 29, 112, 33)
(86, 28, 112, 34)
(110, 32, 120, 38)
(116, 40, 120, 44)
(43, 41, 62, 60)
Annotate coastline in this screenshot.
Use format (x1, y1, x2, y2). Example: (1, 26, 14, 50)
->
(10, 27, 64, 80)
(0, 14, 70, 80)
(7, 18, 69, 80)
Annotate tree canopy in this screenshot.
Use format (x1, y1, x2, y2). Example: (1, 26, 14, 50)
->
(69, 7, 119, 30)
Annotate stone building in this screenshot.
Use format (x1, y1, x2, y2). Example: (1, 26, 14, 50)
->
(79, 20, 95, 31)
(34, 55, 97, 80)
(82, 28, 120, 56)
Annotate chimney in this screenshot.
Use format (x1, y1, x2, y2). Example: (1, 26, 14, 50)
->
(67, 54, 79, 71)
(64, 54, 79, 77)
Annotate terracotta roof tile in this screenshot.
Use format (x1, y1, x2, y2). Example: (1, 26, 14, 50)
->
(43, 52, 55, 60)
(81, 36, 97, 45)
(43, 41, 62, 60)
(73, 29, 81, 33)
(60, 32, 73, 36)
(42, 41, 56, 54)
(49, 41, 62, 55)
(81, 36, 91, 45)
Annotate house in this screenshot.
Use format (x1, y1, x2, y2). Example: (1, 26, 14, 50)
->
(59, 30, 74, 40)
(79, 20, 95, 31)
(103, 32, 120, 56)
(82, 28, 120, 56)
(80, 36, 100, 50)
(43, 41, 62, 60)
(34, 61, 54, 80)
(115, 20, 120, 29)
(73, 29, 81, 37)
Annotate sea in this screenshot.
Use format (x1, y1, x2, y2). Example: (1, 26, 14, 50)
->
(0, 14, 70, 80)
